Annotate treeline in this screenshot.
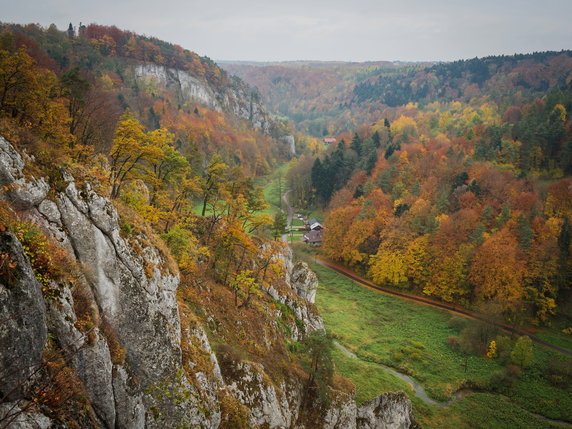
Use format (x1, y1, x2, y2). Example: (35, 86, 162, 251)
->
(354, 50, 572, 106)
(228, 51, 572, 137)
(289, 91, 572, 324)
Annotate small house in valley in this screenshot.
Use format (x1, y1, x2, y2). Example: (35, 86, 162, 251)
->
(302, 230, 323, 246)
(305, 218, 324, 231)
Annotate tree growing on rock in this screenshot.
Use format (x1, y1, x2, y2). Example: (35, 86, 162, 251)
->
(301, 330, 334, 407)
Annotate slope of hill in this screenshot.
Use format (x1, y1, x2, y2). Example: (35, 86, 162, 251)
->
(0, 22, 296, 174)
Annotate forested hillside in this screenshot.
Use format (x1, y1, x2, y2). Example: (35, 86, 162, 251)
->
(287, 78, 572, 325)
(0, 22, 293, 175)
(227, 52, 572, 137)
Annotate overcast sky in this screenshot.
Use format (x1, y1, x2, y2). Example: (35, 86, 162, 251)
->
(2, 0, 572, 62)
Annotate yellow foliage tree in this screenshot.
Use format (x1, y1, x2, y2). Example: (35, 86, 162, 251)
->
(109, 111, 172, 198)
(369, 243, 408, 287)
(0, 49, 72, 144)
(469, 229, 526, 312)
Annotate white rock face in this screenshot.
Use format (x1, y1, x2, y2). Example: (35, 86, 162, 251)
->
(0, 136, 187, 428)
(224, 361, 295, 428)
(134, 63, 272, 133)
(267, 252, 324, 337)
(291, 261, 319, 303)
(135, 64, 220, 110)
(0, 402, 53, 429)
(280, 135, 296, 155)
(324, 394, 358, 429)
(356, 392, 417, 429)
(0, 135, 417, 428)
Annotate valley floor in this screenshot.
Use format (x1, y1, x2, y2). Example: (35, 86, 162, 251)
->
(292, 244, 572, 429)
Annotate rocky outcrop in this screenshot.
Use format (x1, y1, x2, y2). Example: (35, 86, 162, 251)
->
(357, 392, 418, 429)
(135, 64, 220, 110)
(0, 135, 417, 428)
(266, 252, 324, 340)
(0, 136, 191, 428)
(291, 260, 319, 303)
(280, 135, 296, 156)
(134, 63, 272, 133)
(0, 233, 47, 401)
(222, 361, 299, 428)
(0, 401, 53, 429)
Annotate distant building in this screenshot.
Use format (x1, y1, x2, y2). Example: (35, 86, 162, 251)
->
(302, 230, 323, 246)
(304, 217, 324, 232)
(323, 138, 336, 145)
(310, 222, 324, 231)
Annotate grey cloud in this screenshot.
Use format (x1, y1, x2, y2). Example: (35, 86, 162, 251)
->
(2, 0, 571, 61)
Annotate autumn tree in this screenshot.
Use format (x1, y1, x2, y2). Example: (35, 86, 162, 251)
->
(109, 111, 172, 198)
(229, 269, 262, 307)
(200, 154, 228, 217)
(301, 331, 334, 407)
(272, 212, 288, 240)
(469, 229, 526, 313)
(0, 48, 71, 144)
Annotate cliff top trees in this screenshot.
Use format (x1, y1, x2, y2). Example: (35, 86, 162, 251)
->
(0, 49, 71, 145)
(109, 111, 174, 198)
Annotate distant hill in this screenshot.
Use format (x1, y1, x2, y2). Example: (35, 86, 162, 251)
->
(223, 51, 572, 136)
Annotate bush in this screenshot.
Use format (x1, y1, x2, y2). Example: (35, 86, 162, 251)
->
(446, 336, 460, 351)
(448, 315, 469, 332)
(494, 335, 514, 364)
(12, 221, 73, 299)
(488, 364, 521, 391)
(100, 316, 126, 365)
(546, 356, 572, 387)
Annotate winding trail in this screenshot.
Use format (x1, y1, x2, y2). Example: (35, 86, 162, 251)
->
(334, 341, 462, 407)
(316, 258, 572, 358)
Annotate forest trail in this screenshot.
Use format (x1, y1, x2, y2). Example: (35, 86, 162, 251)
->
(315, 258, 572, 358)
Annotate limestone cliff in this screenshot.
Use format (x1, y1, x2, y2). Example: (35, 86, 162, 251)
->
(134, 63, 272, 133)
(0, 136, 417, 428)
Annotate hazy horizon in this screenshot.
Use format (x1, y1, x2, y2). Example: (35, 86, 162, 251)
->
(3, 0, 572, 63)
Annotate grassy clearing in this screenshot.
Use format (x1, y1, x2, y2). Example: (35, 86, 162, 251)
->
(296, 249, 572, 426)
(332, 347, 413, 405)
(418, 393, 569, 429)
(310, 260, 500, 401)
(536, 329, 572, 351)
(259, 162, 289, 215)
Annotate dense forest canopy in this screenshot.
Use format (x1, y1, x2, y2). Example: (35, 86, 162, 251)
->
(284, 58, 572, 326)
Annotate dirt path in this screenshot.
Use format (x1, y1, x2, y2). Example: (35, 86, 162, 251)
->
(315, 258, 572, 358)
